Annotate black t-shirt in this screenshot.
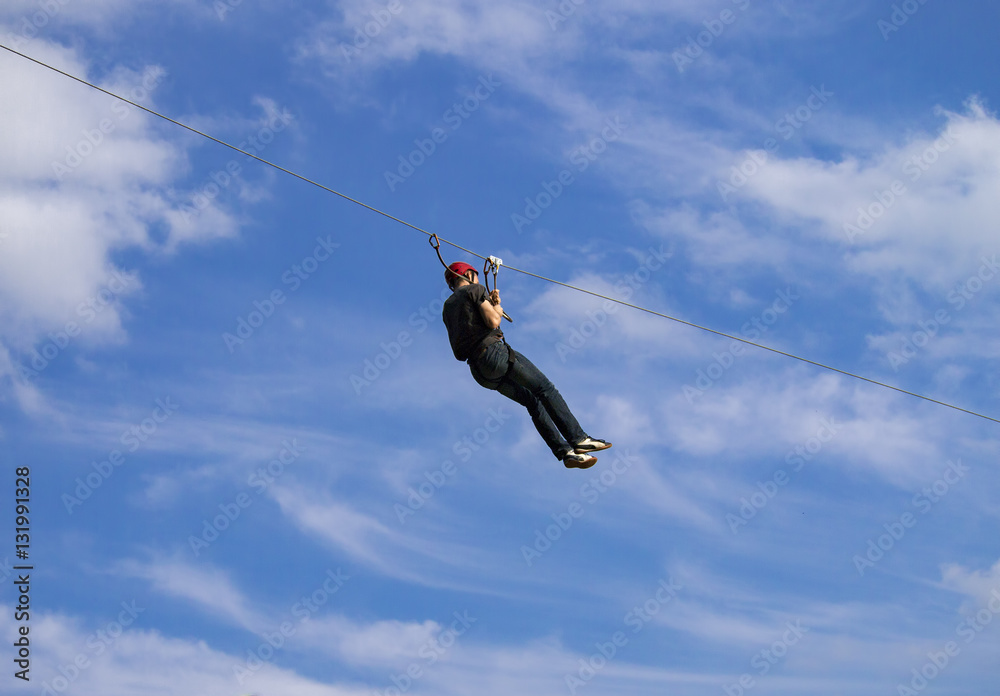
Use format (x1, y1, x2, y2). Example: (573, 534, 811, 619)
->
(442, 284, 501, 360)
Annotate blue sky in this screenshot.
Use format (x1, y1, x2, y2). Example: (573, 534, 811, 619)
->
(2, 0, 1000, 694)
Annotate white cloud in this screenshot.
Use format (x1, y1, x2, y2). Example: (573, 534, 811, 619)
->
(0, 603, 368, 696)
(299, 0, 573, 76)
(737, 100, 1000, 289)
(269, 484, 501, 589)
(521, 269, 702, 362)
(294, 0, 869, 204)
(296, 615, 443, 667)
(0, 598, 686, 696)
(272, 485, 398, 568)
(114, 554, 264, 631)
(300, 0, 851, 83)
(636, 202, 794, 271)
(664, 368, 964, 488)
(0, 39, 244, 410)
(110, 554, 455, 671)
(0, 343, 45, 414)
(940, 558, 1000, 607)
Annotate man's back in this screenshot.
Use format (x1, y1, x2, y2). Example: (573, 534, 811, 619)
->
(442, 283, 497, 360)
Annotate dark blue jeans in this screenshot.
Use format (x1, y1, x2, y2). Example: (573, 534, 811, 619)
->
(469, 341, 586, 459)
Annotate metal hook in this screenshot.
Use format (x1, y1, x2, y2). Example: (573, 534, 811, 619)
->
(483, 256, 512, 323)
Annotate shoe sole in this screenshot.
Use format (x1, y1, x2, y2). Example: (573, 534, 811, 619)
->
(564, 455, 598, 469)
(574, 442, 612, 454)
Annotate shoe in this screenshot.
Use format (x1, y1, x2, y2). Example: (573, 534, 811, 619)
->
(574, 437, 612, 454)
(563, 452, 598, 469)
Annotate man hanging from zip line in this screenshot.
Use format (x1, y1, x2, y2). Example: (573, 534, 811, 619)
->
(441, 261, 611, 469)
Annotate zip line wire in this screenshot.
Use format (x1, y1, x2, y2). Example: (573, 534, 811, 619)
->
(3, 42, 998, 427)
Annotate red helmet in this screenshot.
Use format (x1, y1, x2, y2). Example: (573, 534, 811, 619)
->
(445, 262, 477, 286)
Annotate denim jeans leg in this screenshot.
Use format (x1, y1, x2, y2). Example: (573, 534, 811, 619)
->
(504, 349, 587, 452)
(495, 377, 570, 459)
(470, 344, 575, 459)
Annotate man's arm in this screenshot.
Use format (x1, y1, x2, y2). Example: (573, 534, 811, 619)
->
(478, 292, 504, 330)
